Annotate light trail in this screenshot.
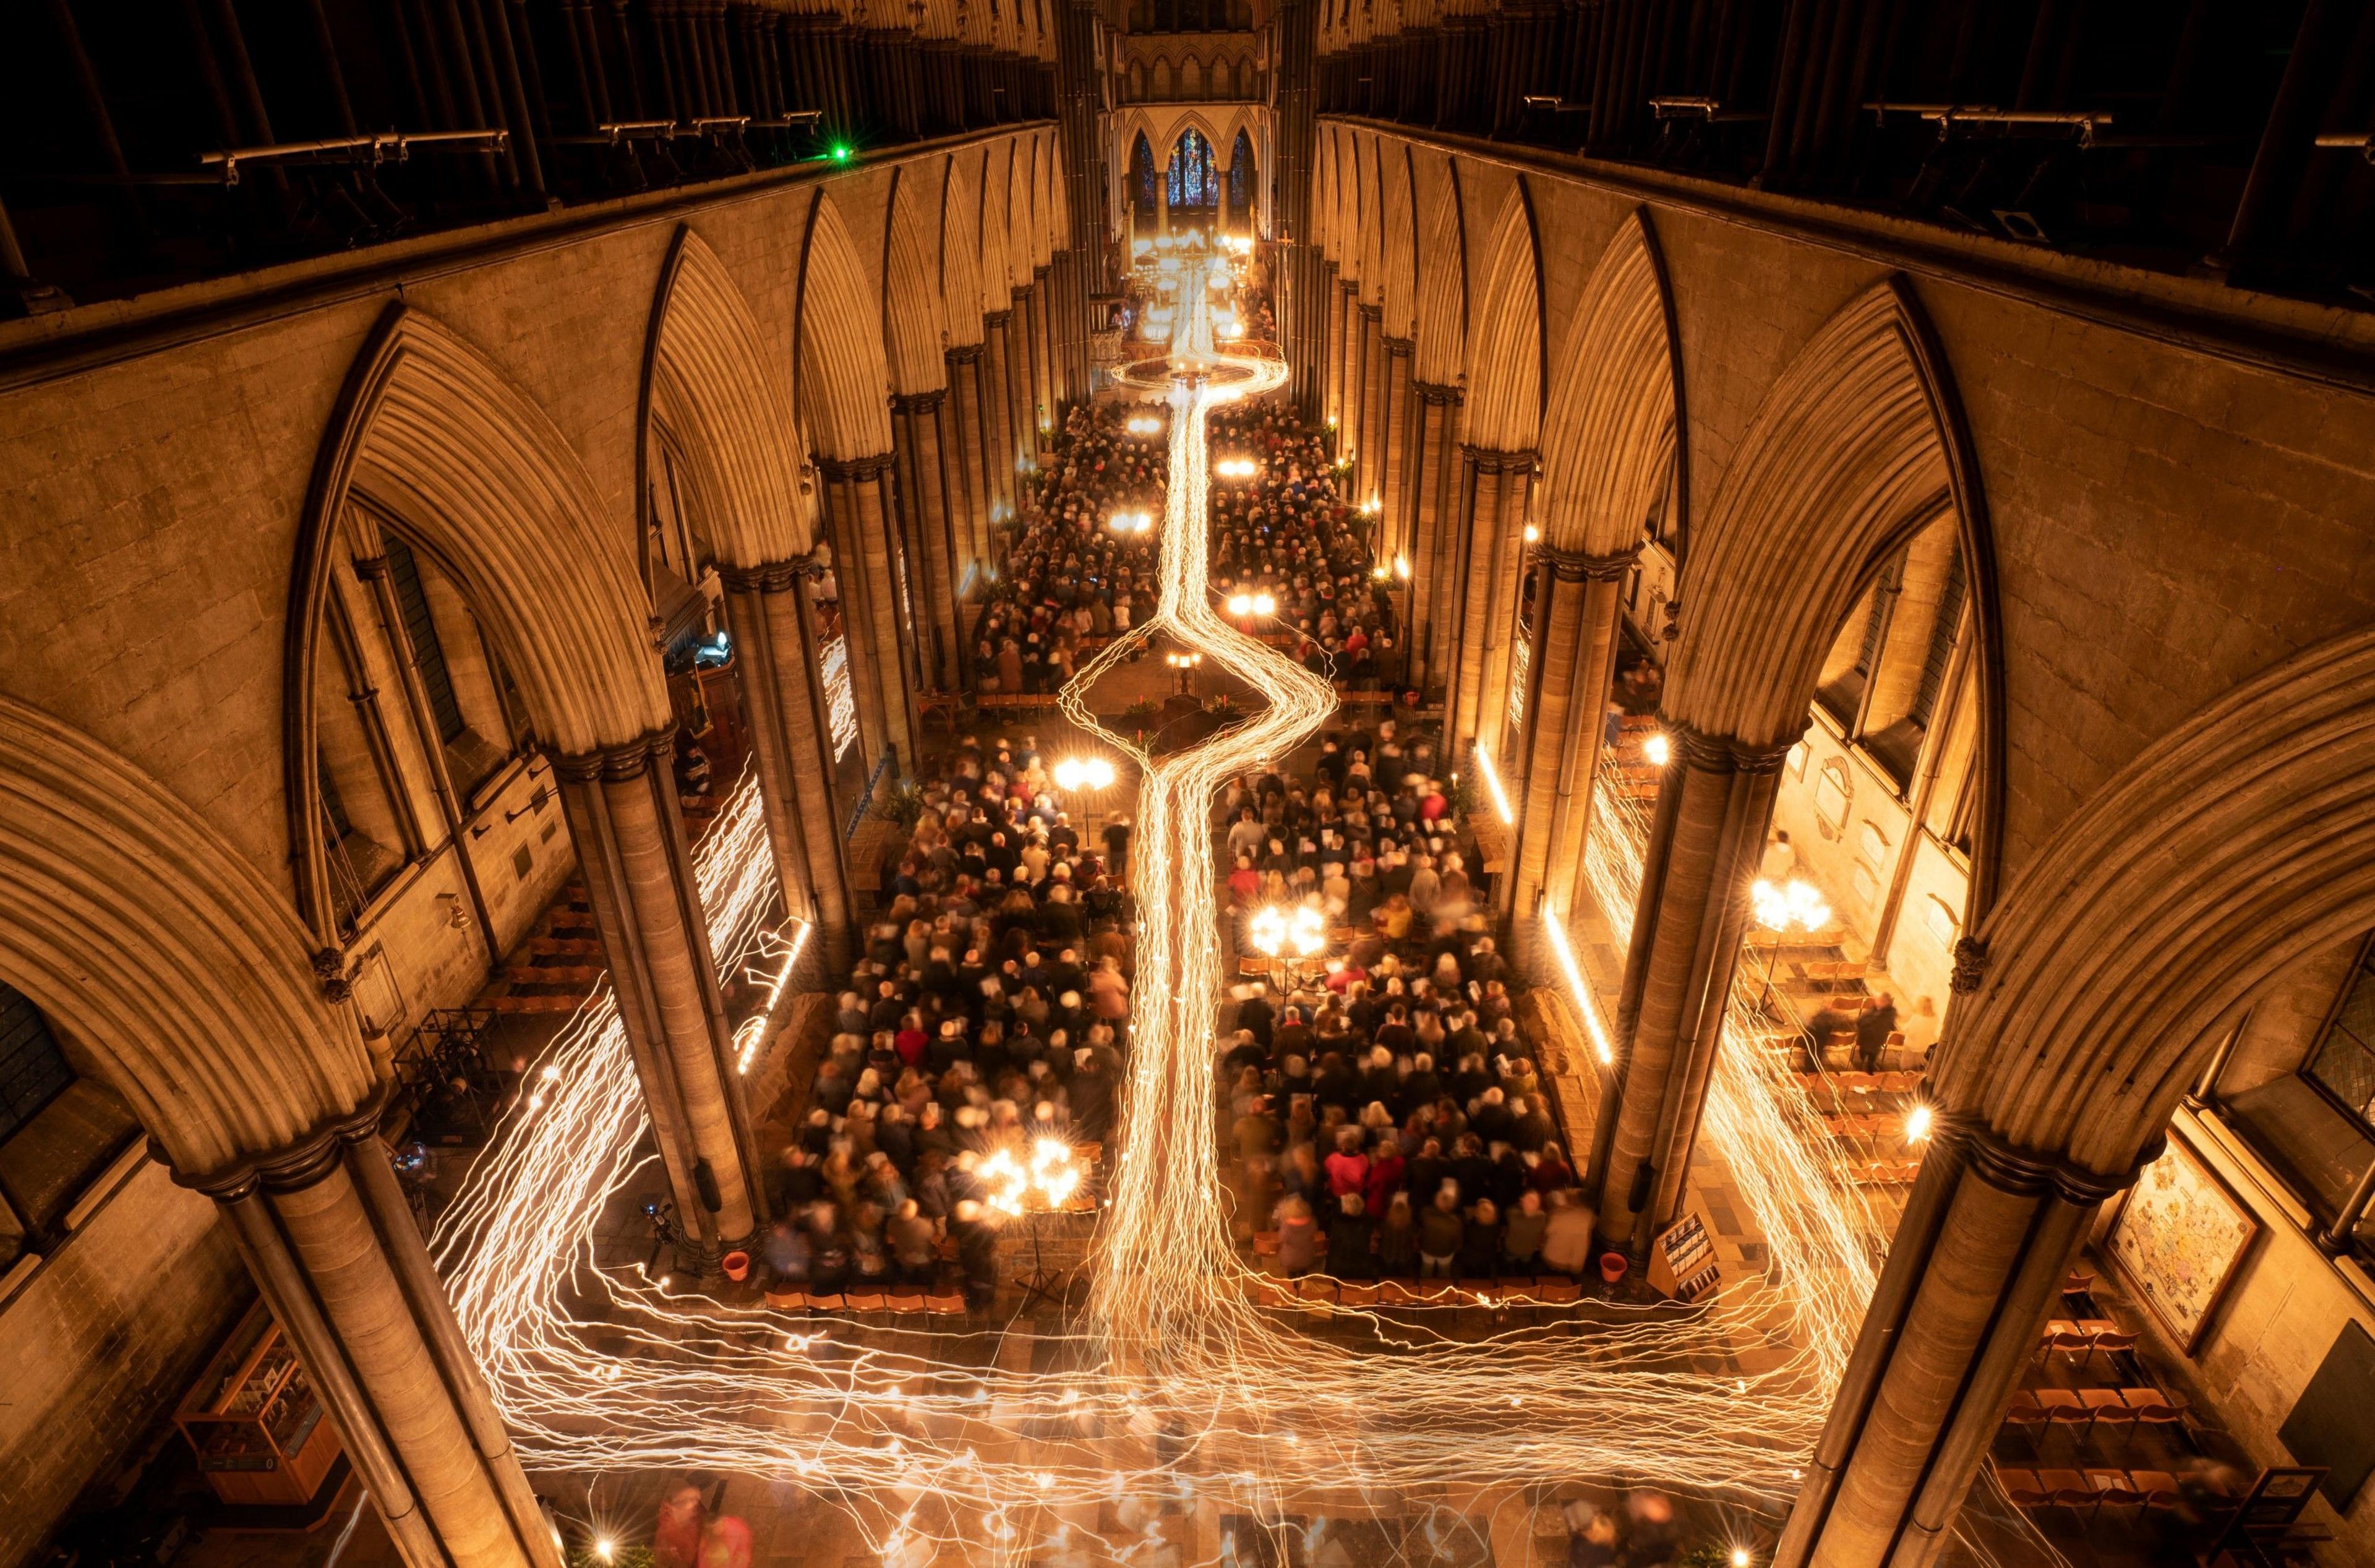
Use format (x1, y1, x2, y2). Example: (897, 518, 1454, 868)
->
(432, 247, 1906, 1562)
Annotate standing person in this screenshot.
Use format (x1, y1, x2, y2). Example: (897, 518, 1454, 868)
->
(655, 1484, 707, 1568)
(1104, 814, 1132, 880)
(1417, 1186, 1463, 1278)
(1326, 1193, 1376, 1278)
(1273, 1193, 1320, 1276)
(1855, 992, 1899, 1073)
(1540, 1189, 1596, 1277)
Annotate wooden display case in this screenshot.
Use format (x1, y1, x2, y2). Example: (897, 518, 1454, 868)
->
(176, 1301, 341, 1507)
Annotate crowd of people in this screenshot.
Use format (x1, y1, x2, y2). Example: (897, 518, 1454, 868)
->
(972, 402, 1168, 695)
(761, 731, 1133, 1305)
(1214, 724, 1599, 1283)
(1207, 401, 1398, 687)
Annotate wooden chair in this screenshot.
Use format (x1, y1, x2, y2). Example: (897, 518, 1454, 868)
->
(1497, 1276, 1541, 1303)
(763, 1287, 808, 1310)
(2121, 1387, 2190, 1448)
(924, 1289, 967, 1314)
(886, 1288, 928, 1314)
(2062, 1269, 2095, 1299)
(842, 1288, 886, 1311)
(1337, 1282, 1380, 1307)
(1296, 1275, 1340, 1303)
(2035, 1387, 2094, 1446)
(2002, 1389, 2050, 1453)
(1253, 1230, 1280, 1255)
(2086, 1468, 2145, 1529)
(1995, 1467, 2049, 1510)
(1534, 1278, 1581, 1305)
(2039, 1468, 2099, 1522)
(2080, 1389, 2138, 1449)
(1377, 1279, 1423, 1306)
(2040, 1318, 2093, 1363)
(805, 1291, 845, 1311)
(2129, 1469, 2184, 1515)
(2079, 1319, 2138, 1369)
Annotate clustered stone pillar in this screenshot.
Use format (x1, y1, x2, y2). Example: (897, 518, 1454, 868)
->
(717, 561, 857, 977)
(1377, 337, 1414, 562)
(1444, 445, 1534, 756)
(980, 310, 1021, 522)
(816, 453, 919, 774)
(890, 389, 962, 693)
(190, 1099, 563, 1568)
(556, 735, 765, 1260)
(943, 344, 992, 654)
(1355, 303, 1385, 507)
(1404, 382, 1463, 701)
(1010, 285, 1042, 456)
(1588, 724, 1789, 1257)
(1505, 543, 1638, 925)
(1776, 1120, 2147, 1568)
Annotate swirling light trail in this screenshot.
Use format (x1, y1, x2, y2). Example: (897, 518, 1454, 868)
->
(434, 244, 1909, 1564)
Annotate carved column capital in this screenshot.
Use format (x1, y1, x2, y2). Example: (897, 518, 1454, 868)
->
(1457, 443, 1538, 474)
(1413, 380, 1463, 406)
(172, 1082, 393, 1200)
(945, 343, 985, 366)
(1936, 1113, 2163, 1206)
(816, 452, 897, 484)
(1654, 716, 1795, 774)
(982, 309, 1013, 329)
(1949, 935, 1990, 992)
(1382, 335, 1414, 356)
(890, 388, 949, 416)
(1534, 541, 1640, 582)
(552, 729, 673, 785)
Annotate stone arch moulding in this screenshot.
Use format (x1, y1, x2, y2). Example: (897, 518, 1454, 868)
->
(283, 304, 674, 949)
(1458, 174, 1546, 452)
(1664, 273, 2006, 923)
(638, 224, 813, 574)
(881, 163, 954, 398)
(790, 187, 897, 463)
(1411, 153, 1468, 388)
(1, 695, 377, 1180)
(1536, 205, 1689, 563)
(1936, 623, 2375, 1175)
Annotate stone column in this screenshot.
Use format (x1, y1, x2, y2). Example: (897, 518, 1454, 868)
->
(557, 736, 764, 1258)
(817, 454, 921, 775)
(890, 390, 962, 692)
(718, 562, 858, 977)
(1022, 271, 1050, 443)
(1378, 338, 1413, 562)
(943, 345, 991, 645)
(1508, 544, 1637, 925)
(981, 311, 1021, 523)
(1005, 289, 1038, 479)
(1404, 382, 1463, 701)
(1319, 262, 1342, 434)
(1775, 1121, 2144, 1568)
(1355, 304, 1385, 508)
(1585, 726, 1788, 1256)
(1444, 445, 1534, 757)
(193, 1100, 562, 1568)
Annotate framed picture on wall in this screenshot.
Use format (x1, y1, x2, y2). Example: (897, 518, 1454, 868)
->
(2107, 1128, 2261, 1356)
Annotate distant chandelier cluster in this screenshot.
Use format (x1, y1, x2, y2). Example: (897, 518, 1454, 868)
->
(434, 246, 1906, 1566)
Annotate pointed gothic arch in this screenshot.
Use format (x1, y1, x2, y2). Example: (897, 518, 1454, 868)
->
(640, 226, 812, 573)
(794, 189, 896, 462)
(1537, 208, 1686, 559)
(881, 165, 952, 398)
(942, 149, 988, 346)
(1460, 177, 1545, 452)
(0, 697, 375, 1180)
(1412, 155, 1467, 387)
(1665, 276, 2005, 912)
(1380, 144, 1418, 340)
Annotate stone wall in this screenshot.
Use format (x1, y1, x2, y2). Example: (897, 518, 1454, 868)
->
(0, 1162, 249, 1562)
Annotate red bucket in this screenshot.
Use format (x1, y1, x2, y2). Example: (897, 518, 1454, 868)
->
(1598, 1252, 1629, 1285)
(722, 1250, 751, 1282)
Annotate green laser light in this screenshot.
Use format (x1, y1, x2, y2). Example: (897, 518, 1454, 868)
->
(829, 144, 854, 164)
